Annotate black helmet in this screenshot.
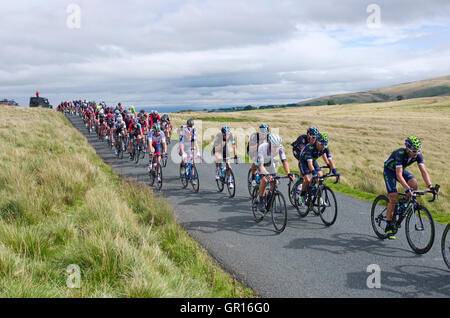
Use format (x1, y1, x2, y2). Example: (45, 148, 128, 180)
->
(187, 119, 194, 127)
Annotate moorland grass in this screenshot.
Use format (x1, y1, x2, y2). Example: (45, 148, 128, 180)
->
(0, 106, 255, 297)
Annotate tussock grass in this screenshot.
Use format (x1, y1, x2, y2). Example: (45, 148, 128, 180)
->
(0, 106, 254, 297)
(172, 97, 450, 223)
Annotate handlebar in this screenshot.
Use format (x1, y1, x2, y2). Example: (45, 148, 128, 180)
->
(401, 184, 440, 202)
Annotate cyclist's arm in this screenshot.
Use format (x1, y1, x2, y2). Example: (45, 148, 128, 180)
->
(418, 163, 432, 189)
(395, 166, 410, 192)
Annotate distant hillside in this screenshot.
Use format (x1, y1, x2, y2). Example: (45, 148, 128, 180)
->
(296, 75, 450, 106)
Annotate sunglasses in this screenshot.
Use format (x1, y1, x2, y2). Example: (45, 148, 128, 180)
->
(407, 148, 420, 154)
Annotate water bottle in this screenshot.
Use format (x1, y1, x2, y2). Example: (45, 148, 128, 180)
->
(395, 199, 408, 215)
(256, 174, 260, 184)
(221, 165, 226, 178)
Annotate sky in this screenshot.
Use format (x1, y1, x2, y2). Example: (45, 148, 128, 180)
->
(1, 0, 450, 109)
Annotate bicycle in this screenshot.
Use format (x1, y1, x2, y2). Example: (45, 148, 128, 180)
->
(371, 185, 440, 254)
(247, 167, 261, 198)
(442, 223, 450, 270)
(148, 153, 163, 190)
(251, 174, 289, 233)
(180, 154, 201, 192)
(116, 133, 127, 160)
(132, 137, 145, 164)
(215, 156, 238, 198)
(161, 152, 168, 168)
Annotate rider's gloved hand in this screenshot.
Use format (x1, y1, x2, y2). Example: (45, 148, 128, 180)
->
(405, 187, 413, 196)
(288, 173, 294, 181)
(311, 170, 318, 178)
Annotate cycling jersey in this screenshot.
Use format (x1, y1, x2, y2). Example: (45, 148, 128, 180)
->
(292, 134, 309, 160)
(383, 148, 424, 194)
(212, 132, 236, 159)
(247, 132, 268, 162)
(114, 122, 127, 134)
(299, 143, 331, 176)
(129, 123, 143, 136)
(148, 130, 166, 145)
(384, 148, 424, 171)
(256, 143, 287, 174)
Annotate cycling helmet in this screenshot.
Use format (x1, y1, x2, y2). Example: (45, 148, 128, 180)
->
(221, 126, 231, 135)
(152, 123, 161, 132)
(405, 136, 422, 151)
(161, 114, 169, 121)
(268, 134, 282, 147)
(187, 119, 194, 127)
(117, 115, 123, 123)
(317, 132, 329, 146)
(259, 123, 270, 134)
(307, 126, 319, 137)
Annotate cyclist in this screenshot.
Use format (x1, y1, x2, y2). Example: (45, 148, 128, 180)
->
(128, 118, 144, 159)
(256, 134, 294, 212)
(248, 123, 270, 187)
(148, 123, 167, 181)
(213, 126, 238, 189)
(179, 119, 201, 185)
(161, 114, 172, 142)
(150, 110, 161, 128)
(383, 136, 439, 239)
(298, 132, 339, 207)
(291, 126, 319, 163)
(113, 115, 127, 156)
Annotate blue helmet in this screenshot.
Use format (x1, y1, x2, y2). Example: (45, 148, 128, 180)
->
(307, 126, 319, 137)
(221, 126, 231, 135)
(259, 123, 270, 134)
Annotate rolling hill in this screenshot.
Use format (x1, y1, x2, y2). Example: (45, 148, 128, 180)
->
(296, 75, 450, 106)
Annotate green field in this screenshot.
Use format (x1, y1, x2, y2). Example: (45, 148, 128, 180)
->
(0, 106, 254, 297)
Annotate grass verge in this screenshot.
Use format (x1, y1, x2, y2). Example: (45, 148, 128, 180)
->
(0, 106, 255, 297)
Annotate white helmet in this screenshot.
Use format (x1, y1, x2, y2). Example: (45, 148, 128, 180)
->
(268, 134, 282, 147)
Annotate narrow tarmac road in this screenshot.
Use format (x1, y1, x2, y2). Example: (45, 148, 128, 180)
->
(67, 114, 449, 298)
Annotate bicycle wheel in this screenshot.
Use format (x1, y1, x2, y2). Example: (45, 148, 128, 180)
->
(317, 186, 338, 226)
(442, 223, 450, 270)
(148, 162, 156, 186)
(134, 145, 140, 164)
(226, 169, 236, 198)
(180, 164, 188, 188)
(190, 165, 199, 192)
(405, 205, 435, 254)
(216, 166, 224, 193)
(251, 186, 264, 222)
(247, 168, 253, 196)
(119, 139, 124, 159)
(155, 162, 163, 190)
(270, 191, 287, 233)
(162, 154, 168, 167)
(371, 195, 389, 239)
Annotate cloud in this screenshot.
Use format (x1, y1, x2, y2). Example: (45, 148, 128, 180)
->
(1, 0, 450, 108)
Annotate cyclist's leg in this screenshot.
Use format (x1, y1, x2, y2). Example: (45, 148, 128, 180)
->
(384, 169, 399, 238)
(403, 169, 418, 190)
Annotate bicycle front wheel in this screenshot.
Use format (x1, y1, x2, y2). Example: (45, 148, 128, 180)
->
(271, 191, 287, 233)
(318, 186, 338, 226)
(251, 186, 264, 222)
(405, 205, 435, 254)
(180, 164, 188, 188)
(442, 223, 450, 269)
(155, 163, 163, 190)
(190, 165, 199, 192)
(247, 168, 254, 196)
(226, 169, 236, 198)
(371, 195, 389, 239)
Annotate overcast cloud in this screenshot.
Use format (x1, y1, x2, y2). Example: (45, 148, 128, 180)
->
(1, 0, 450, 108)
